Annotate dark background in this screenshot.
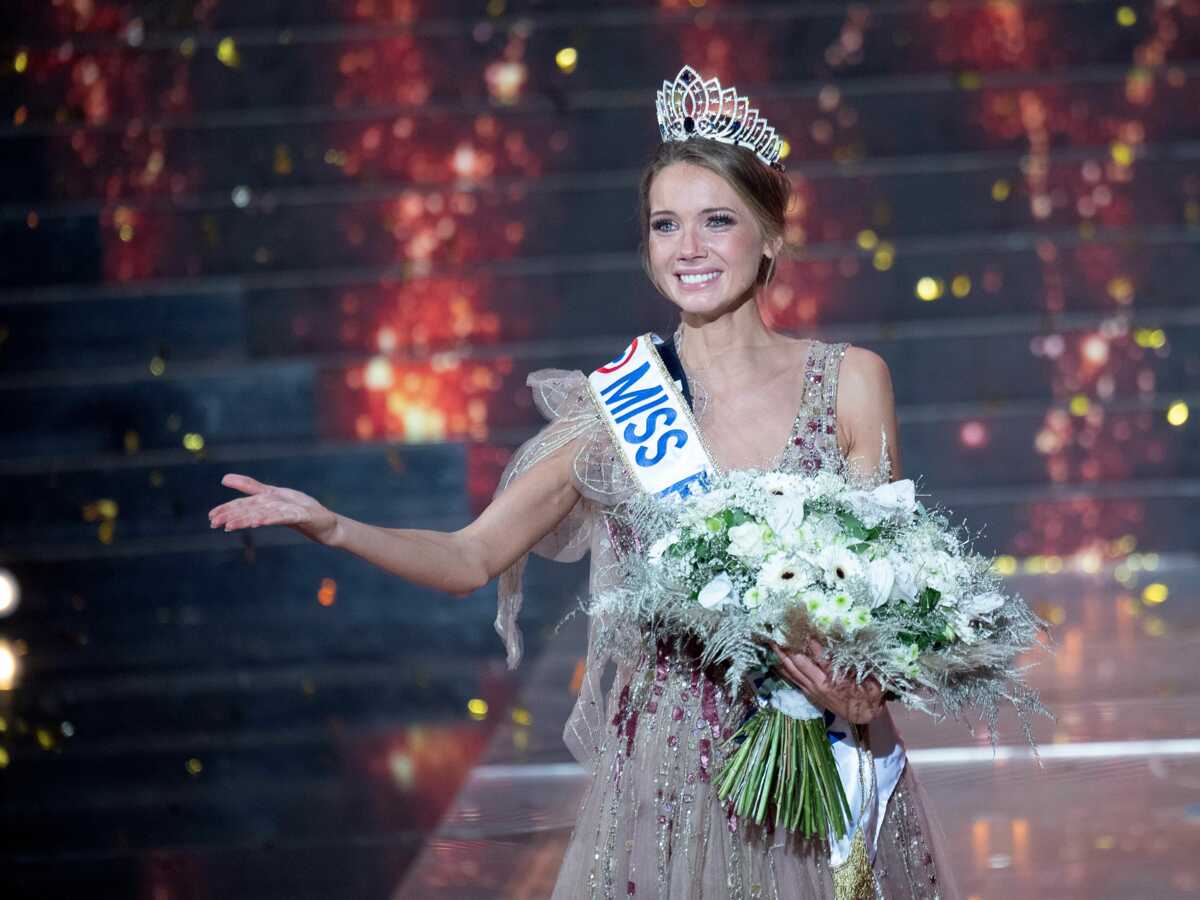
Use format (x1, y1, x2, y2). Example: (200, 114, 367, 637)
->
(1, 1, 1198, 898)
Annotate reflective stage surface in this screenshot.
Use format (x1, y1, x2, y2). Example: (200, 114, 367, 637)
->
(396, 557, 1200, 900)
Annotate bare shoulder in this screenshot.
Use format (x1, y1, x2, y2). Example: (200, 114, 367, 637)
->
(834, 344, 898, 461)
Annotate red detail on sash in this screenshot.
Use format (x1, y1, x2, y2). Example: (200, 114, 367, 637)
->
(596, 337, 639, 373)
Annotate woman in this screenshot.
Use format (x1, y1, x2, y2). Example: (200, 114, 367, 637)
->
(209, 67, 960, 899)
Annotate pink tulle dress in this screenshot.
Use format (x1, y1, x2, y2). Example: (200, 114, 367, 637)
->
(492, 332, 963, 900)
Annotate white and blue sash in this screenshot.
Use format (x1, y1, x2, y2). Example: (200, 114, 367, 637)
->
(588, 332, 907, 874)
(586, 333, 717, 501)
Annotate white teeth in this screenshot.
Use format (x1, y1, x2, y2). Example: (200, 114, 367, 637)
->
(679, 271, 720, 285)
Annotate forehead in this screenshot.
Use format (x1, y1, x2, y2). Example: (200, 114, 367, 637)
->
(648, 162, 746, 213)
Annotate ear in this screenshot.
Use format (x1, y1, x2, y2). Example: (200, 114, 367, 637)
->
(764, 233, 785, 260)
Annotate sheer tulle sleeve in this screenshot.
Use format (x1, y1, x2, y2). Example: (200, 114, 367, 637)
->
(491, 368, 634, 670)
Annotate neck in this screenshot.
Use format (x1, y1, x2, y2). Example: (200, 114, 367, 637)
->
(675, 296, 782, 380)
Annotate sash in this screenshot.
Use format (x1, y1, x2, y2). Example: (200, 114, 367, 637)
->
(586, 333, 717, 501)
(588, 332, 907, 882)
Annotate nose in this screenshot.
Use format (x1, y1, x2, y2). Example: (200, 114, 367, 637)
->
(678, 223, 707, 259)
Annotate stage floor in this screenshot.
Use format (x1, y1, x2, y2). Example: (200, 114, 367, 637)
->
(395, 555, 1200, 899)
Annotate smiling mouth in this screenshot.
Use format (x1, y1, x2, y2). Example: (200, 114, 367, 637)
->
(676, 271, 722, 286)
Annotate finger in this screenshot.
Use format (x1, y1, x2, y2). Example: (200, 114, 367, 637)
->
(776, 655, 819, 695)
(783, 651, 829, 689)
(210, 496, 257, 525)
(221, 473, 271, 495)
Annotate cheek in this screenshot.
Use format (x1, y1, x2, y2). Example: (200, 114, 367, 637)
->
(648, 236, 674, 269)
(716, 232, 764, 270)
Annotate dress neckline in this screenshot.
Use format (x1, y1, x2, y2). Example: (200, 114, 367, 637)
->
(665, 327, 820, 475)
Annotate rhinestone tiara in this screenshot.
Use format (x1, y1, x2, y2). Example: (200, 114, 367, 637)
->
(655, 65, 784, 172)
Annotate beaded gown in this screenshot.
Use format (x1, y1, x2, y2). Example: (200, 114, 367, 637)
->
(493, 331, 962, 900)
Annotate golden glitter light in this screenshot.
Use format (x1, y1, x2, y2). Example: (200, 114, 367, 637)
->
(467, 698, 489, 720)
(13, 50, 28, 73)
(555, 47, 577, 73)
(1166, 400, 1189, 426)
(1116, 6, 1137, 26)
(872, 242, 894, 271)
(915, 277, 943, 301)
(1141, 583, 1168, 605)
(950, 274, 971, 297)
(216, 37, 240, 68)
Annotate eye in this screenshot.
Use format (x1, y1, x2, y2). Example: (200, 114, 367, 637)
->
(708, 213, 735, 227)
(650, 218, 676, 233)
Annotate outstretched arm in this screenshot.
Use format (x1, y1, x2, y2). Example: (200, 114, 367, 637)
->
(208, 437, 583, 598)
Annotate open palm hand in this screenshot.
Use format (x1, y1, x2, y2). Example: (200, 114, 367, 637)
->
(208, 473, 339, 546)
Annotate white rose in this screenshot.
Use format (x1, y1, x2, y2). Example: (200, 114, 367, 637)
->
(925, 550, 963, 595)
(766, 494, 806, 541)
(886, 551, 920, 602)
(727, 521, 770, 560)
(697, 572, 738, 610)
(844, 478, 917, 528)
(864, 557, 896, 609)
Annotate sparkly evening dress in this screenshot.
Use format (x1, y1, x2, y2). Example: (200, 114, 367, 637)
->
(493, 330, 962, 900)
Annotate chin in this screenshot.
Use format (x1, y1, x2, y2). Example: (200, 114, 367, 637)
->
(662, 281, 757, 318)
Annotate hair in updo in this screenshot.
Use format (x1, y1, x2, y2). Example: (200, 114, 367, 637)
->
(636, 138, 793, 289)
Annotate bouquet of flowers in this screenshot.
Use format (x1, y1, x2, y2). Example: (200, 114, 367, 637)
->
(587, 465, 1053, 839)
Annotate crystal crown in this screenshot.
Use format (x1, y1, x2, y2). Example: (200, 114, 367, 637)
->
(655, 65, 784, 171)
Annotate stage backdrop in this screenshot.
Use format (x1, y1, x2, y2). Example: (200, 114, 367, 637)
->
(0, 2, 1197, 898)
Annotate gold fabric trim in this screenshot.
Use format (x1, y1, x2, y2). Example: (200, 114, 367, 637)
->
(831, 829, 874, 900)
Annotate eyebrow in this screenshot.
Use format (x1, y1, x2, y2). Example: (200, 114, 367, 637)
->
(649, 206, 737, 218)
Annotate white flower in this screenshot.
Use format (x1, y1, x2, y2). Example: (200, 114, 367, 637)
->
(844, 479, 917, 527)
(886, 551, 920, 602)
(842, 606, 872, 635)
(742, 585, 765, 610)
(727, 521, 771, 560)
(757, 555, 811, 595)
(923, 550, 966, 596)
(795, 513, 847, 555)
(864, 557, 896, 609)
(756, 472, 808, 497)
(890, 641, 921, 675)
(967, 591, 1006, 616)
(697, 572, 739, 610)
(807, 471, 846, 500)
(765, 494, 806, 542)
(689, 488, 733, 517)
(818, 545, 863, 586)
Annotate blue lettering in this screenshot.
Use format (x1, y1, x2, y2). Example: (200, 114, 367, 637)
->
(635, 429, 688, 466)
(598, 362, 661, 416)
(659, 470, 712, 499)
(615, 393, 669, 425)
(622, 406, 678, 443)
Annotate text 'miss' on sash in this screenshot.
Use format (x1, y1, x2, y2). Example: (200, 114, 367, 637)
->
(586, 333, 717, 501)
